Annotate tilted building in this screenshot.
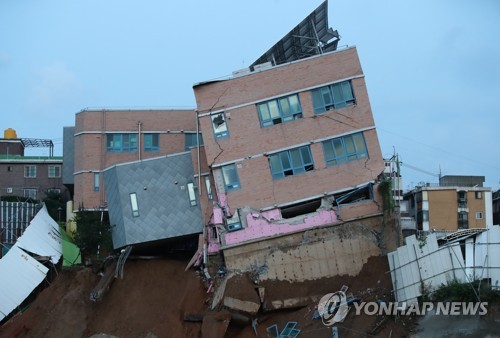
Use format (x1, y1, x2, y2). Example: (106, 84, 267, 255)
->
(193, 2, 385, 253)
(64, 2, 394, 267)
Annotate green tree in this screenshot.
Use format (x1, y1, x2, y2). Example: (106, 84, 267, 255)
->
(43, 190, 67, 222)
(73, 206, 113, 258)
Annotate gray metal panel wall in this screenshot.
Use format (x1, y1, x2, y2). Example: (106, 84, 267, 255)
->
(104, 153, 203, 249)
(104, 167, 124, 247)
(62, 127, 75, 185)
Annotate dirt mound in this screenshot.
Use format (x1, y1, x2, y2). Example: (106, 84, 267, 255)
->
(0, 255, 413, 338)
(225, 255, 414, 337)
(0, 258, 206, 338)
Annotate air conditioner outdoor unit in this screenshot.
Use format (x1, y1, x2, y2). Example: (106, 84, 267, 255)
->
(6, 187, 13, 194)
(227, 223, 242, 232)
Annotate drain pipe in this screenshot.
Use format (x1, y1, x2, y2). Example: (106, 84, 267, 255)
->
(138, 121, 142, 161)
(196, 111, 201, 196)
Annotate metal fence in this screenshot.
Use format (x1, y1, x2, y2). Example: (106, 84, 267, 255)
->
(0, 201, 40, 244)
(388, 230, 500, 304)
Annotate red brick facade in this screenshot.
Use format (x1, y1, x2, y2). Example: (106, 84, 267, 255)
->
(73, 109, 199, 209)
(194, 47, 385, 210)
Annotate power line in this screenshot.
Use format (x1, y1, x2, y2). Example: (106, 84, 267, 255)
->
(401, 162, 439, 178)
(378, 127, 500, 171)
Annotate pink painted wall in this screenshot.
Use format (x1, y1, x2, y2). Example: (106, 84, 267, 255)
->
(213, 207, 223, 224)
(224, 209, 338, 246)
(208, 242, 221, 254)
(217, 192, 232, 217)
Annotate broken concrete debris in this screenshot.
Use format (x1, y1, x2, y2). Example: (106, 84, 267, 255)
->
(222, 274, 261, 315)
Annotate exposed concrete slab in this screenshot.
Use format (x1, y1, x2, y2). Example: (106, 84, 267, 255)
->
(223, 215, 385, 282)
(264, 295, 323, 312)
(223, 297, 260, 316)
(211, 273, 233, 310)
(222, 274, 261, 315)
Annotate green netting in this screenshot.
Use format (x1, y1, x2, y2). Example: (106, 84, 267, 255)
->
(59, 226, 82, 267)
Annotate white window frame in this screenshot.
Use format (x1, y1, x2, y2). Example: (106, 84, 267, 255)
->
(48, 165, 61, 178)
(94, 172, 100, 192)
(24, 165, 36, 178)
(130, 193, 139, 217)
(187, 182, 197, 206)
(24, 188, 37, 199)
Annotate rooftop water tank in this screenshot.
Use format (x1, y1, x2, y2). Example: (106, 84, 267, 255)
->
(4, 128, 17, 139)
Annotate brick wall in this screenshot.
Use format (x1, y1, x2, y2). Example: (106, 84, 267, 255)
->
(194, 47, 384, 210)
(0, 162, 67, 201)
(73, 109, 198, 210)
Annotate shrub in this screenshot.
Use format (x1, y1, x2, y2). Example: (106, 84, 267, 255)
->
(73, 206, 113, 258)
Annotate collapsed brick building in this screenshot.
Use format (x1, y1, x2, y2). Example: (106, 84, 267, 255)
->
(65, 1, 397, 279)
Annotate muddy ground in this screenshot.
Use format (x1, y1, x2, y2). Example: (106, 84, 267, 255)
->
(0, 255, 416, 337)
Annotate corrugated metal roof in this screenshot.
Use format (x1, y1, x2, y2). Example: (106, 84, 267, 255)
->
(0, 204, 61, 321)
(15, 205, 63, 264)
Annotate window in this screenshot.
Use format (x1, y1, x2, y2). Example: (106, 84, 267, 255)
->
(476, 212, 484, 220)
(221, 164, 240, 191)
(269, 146, 314, 180)
(7, 166, 13, 172)
(47, 188, 61, 194)
(211, 113, 229, 139)
(458, 211, 468, 229)
(475, 191, 482, 199)
(205, 176, 213, 200)
(94, 173, 100, 192)
(311, 80, 355, 114)
(24, 165, 36, 178)
(106, 134, 137, 152)
(185, 133, 204, 150)
(144, 133, 159, 152)
(24, 188, 37, 200)
(187, 182, 197, 206)
(458, 191, 467, 208)
(257, 94, 302, 127)
(130, 193, 139, 217)
(48, 165, 61, 178)
(322, 133, 368, 166)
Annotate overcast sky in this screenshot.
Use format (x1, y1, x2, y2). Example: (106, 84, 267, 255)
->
(1, 0, 499, 190)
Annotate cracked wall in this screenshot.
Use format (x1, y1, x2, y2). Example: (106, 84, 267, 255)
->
(222, 213, 389, 282)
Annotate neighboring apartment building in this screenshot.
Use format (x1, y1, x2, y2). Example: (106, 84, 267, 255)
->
(193, 42, 385, 248)
(69, 108, 203, 210)
(0, 128, 66, 201)
(0, 128, 64, 253)
(404, 175, 493, 232)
